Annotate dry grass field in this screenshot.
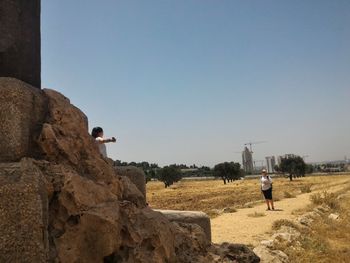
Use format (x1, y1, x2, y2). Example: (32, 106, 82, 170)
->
(146, 174, 350, 217)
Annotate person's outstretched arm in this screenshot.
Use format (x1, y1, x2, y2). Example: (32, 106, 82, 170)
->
(96, 137, 116, 144)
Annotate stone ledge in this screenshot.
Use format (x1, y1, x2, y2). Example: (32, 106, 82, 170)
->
(155, 209, 212, 242)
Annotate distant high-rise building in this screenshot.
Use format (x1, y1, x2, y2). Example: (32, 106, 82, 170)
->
(265, 156, 276, 173)
(242, 147, 253, 174)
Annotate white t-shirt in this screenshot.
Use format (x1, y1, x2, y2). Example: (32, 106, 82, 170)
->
(261, 175, 272, 191)
(95, 137, 107, 158)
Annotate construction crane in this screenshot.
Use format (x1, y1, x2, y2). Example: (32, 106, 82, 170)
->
(244, 141, 267, 153)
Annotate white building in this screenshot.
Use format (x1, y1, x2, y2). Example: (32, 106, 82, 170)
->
(265, 156, 276, 173)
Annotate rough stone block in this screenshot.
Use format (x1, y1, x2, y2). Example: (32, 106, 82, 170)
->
(0, 78, 47, 162)
(0, 159, 49, 262)
(156, 209, 212, 242)
(115, 166, 146, 198)
(0, 0, 41, 88)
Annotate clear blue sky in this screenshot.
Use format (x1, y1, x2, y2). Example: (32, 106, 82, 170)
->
(42, 0, 350, 167)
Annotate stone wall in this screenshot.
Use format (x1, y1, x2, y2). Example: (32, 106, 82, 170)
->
(0, 0, 41, 88)
(0, 160, 49, 262)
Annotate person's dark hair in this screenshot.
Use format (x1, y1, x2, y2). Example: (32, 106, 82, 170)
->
(91, 127, 103, 138)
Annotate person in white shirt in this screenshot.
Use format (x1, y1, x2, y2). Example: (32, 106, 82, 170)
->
(91, 127, 116, 158)
(260, 169, 274, 210)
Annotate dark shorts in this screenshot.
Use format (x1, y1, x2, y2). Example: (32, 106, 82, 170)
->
(262, 188, 273, 200)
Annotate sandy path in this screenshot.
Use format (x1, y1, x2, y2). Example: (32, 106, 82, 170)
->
(211, 178, 350, 246)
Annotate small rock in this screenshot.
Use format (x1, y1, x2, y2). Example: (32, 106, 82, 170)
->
(223, 207, 237, 213)
(298, 216, 313, 226)
(260, 240, 274, 248)
(328, 213, 340, 220)
(253, 245, 289, 263)
(272, 233, 293, 243)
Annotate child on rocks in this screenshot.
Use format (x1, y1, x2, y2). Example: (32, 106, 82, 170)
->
(91, 127, 116, 158)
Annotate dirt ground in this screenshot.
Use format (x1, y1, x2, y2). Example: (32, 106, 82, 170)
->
(147, 175, 350, 246)
(211, 179, 350, 246)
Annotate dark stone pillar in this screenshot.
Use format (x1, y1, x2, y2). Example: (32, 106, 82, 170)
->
(0, 0, 41, 88)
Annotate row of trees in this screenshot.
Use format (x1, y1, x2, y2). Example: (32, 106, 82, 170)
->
(114, 160, 244, 187)
(115, 155, 313, 186)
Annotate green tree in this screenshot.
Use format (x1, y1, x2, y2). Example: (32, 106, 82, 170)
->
(305, 164, 314, 174)
(145, 169, 157, 183)
(279, 156, 307, 181)
(213, 162, 242, 184)
(158, 165, 182, 188)
(274, 165, 280, 173)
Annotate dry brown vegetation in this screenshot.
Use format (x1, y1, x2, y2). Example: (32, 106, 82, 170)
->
(247, 212, 266, 218)
(272, 219, 300, 231)
(147, 175, 350, 218)
(272, 187, 350, 263)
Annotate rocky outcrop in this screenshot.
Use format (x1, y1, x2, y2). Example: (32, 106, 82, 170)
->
(0, 0, 41, 88)
(0, 78, 259, 262)
(115, 166, 146, 198)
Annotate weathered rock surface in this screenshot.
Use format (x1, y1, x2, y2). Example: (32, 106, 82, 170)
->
(156, 209, 212, 242)
(0, 79, 259, 262)
(213, 243, 261, 263)
(0, 0, 41, 88)
(253, 246, 289, 263)
(115, 166, 146, 198)
(0, 78, 47, 162)
(272, 226, 301, 243)
(0, 159, 49, 263)
(328, 213, 340, 220)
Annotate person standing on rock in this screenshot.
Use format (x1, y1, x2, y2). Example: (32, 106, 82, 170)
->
(91, 127, 116, 158)
(261, 169, 274, 210)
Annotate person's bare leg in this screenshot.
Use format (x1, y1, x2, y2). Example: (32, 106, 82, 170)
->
(270, 200, 275, 210)
(265, 200, 271, 210)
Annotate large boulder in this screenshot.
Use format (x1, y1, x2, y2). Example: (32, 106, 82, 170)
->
(37, 88, 120, 185)
(0, 78, 47, 162)
(115, 166, 146, 198)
